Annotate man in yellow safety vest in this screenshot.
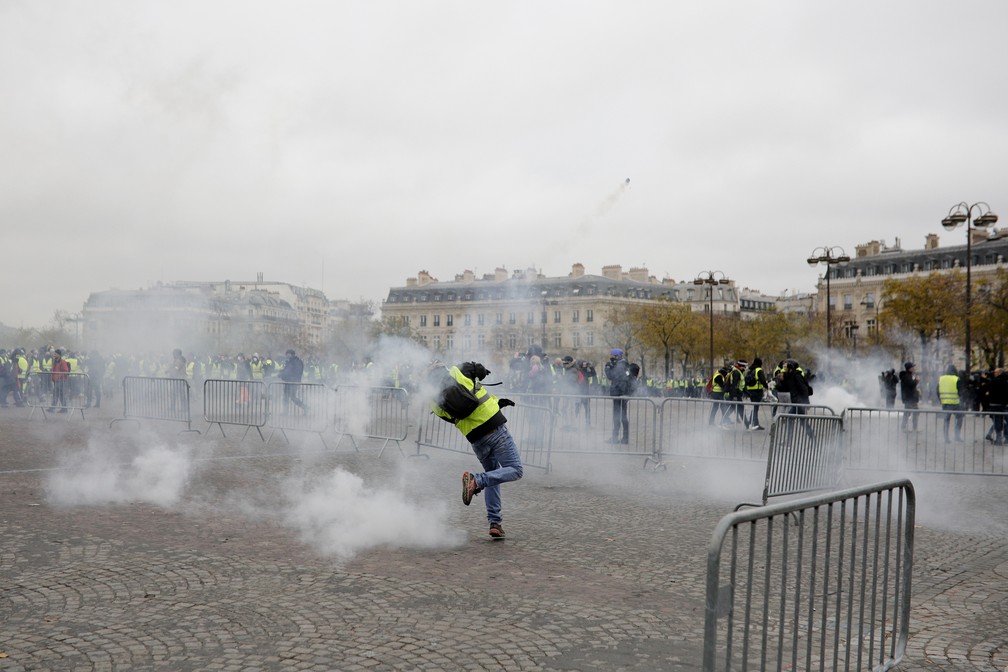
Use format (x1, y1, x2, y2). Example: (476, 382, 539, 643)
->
(937, 365, 963, 443)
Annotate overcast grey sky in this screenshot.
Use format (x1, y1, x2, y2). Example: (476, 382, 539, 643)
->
(2, 1, 1006, 328)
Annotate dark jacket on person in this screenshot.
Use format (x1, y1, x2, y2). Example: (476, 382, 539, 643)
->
(777, 367, 811, 405)
(605, 358, 632, 396)
(899, 370, 920, 404)
(986, 371, 1008, 408)
(882, 370, 898, 399)
(279, 355, 304, 383)
(236, 358, 253, 381)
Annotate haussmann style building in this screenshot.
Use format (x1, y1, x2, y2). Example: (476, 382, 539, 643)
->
(380, 263, 749, 366)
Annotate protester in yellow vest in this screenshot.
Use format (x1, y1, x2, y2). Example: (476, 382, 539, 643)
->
(743, 357, 768, 430)
(937, 365, 963, 443)
(428, 361, 521, 540)
(250, 354, 264, 380)
(707, 367, 728, 426)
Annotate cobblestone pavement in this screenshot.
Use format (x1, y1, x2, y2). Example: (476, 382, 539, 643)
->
(0, 407, 1005, 671)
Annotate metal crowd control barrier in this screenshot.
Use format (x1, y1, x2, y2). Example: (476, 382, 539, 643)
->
(704, 479, 915, 672)
(333, 385, 412, 456)
(657, 397, 838, 464)
(26, 371, 91, 420)
(111, 376, 198, 433)
(519, 392, 661, 469)
(265, 382, 333, 448)
(414, 398, 554, 472)
(842, 406, 1008, 476)
(203, 379, 268, 440)
(736, 413, 846, 510)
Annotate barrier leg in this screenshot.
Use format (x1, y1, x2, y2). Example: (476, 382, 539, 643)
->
(644, 454, 667, 472)
(377, 438, 406, 458)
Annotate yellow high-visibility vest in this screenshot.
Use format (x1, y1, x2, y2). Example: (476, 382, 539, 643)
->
(938, 374, 960, 406)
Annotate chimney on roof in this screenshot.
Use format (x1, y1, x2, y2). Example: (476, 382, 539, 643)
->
(627, 266, 649, 282)
(601, 264, 622, 280)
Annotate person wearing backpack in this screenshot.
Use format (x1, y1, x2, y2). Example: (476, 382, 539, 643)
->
(604, 349, 632, 443)
(898, 362, 920, 432)
(572, 358, 595, 427)
(428, 360, 521, 540)
(724, 360, 747, 427)
(880, 369, 898, 408)
(707, 367, 729, 426)
(743, 357, 768, 430)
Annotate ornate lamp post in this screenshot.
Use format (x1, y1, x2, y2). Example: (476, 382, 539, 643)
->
(807, 246, 851, 350)
(694, 271, 731, 381)
(941, 201, 998, 375)
(540, 290, 548, 348)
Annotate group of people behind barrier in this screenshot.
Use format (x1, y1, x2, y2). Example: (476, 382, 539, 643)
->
(881, 361, 1008, 444)
(705, 357, 814, 432)
(0, 346, 99, 412)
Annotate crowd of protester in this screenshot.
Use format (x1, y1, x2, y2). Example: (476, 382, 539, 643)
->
(0, 345, 380, 411)
(3, 343, 1006, 445)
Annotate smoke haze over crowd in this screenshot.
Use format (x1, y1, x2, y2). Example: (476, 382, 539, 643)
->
(2, 1, 1007, 328)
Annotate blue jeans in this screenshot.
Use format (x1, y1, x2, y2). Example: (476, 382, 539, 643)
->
(470, 425, 524, 525)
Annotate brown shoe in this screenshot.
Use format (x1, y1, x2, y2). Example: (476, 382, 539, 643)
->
(462, 471, 478, 506)
(488, 522, 505, 539)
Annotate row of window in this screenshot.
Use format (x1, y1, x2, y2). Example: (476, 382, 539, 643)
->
(739, 299, 774, 311)
(387, 285, 737, 304)
(842, 319, 877, 337)
(836, 253, 1005, 279)
(828, 292, 876, 311)
(414, 309, 595, 328)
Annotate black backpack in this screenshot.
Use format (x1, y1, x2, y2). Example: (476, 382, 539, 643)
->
(433, 370, 484, 421)
(744, 368, 757, 388)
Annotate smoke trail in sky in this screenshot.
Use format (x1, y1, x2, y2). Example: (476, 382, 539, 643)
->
(594, 177, 631, 218)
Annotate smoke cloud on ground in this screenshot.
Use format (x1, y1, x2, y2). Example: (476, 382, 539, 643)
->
(46, 437, 193, 508)
(43, 428, 465, 561)
(282, 467, 463, 561)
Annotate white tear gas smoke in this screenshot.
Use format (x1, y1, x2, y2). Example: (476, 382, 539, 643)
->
(282, 467, 464, 561)
(42, 421, 464, 561)
(337, 334, 440, 436)
(46, 439, 193, 508)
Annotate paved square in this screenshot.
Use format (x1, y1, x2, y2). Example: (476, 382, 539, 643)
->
(1, 409, 1005, 671)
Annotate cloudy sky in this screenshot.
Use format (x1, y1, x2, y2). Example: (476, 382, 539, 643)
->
(2, 1, 1006, 328)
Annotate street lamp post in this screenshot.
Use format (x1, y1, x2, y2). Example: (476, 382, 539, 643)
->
(694, 271, 731, 381)
(807, 246, 851, 350)
(941, 201, 998, 375)
(540, 290, 548, 349)
(935, 317, 944, 371)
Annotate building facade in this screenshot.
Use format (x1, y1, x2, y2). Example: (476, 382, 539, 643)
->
(380, 263, 742, 365)
(82, 276, 333, 354)
(812, 230, 1008, 350)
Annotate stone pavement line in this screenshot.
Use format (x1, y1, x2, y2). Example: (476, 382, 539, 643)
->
(0, 415, 1005, 670)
